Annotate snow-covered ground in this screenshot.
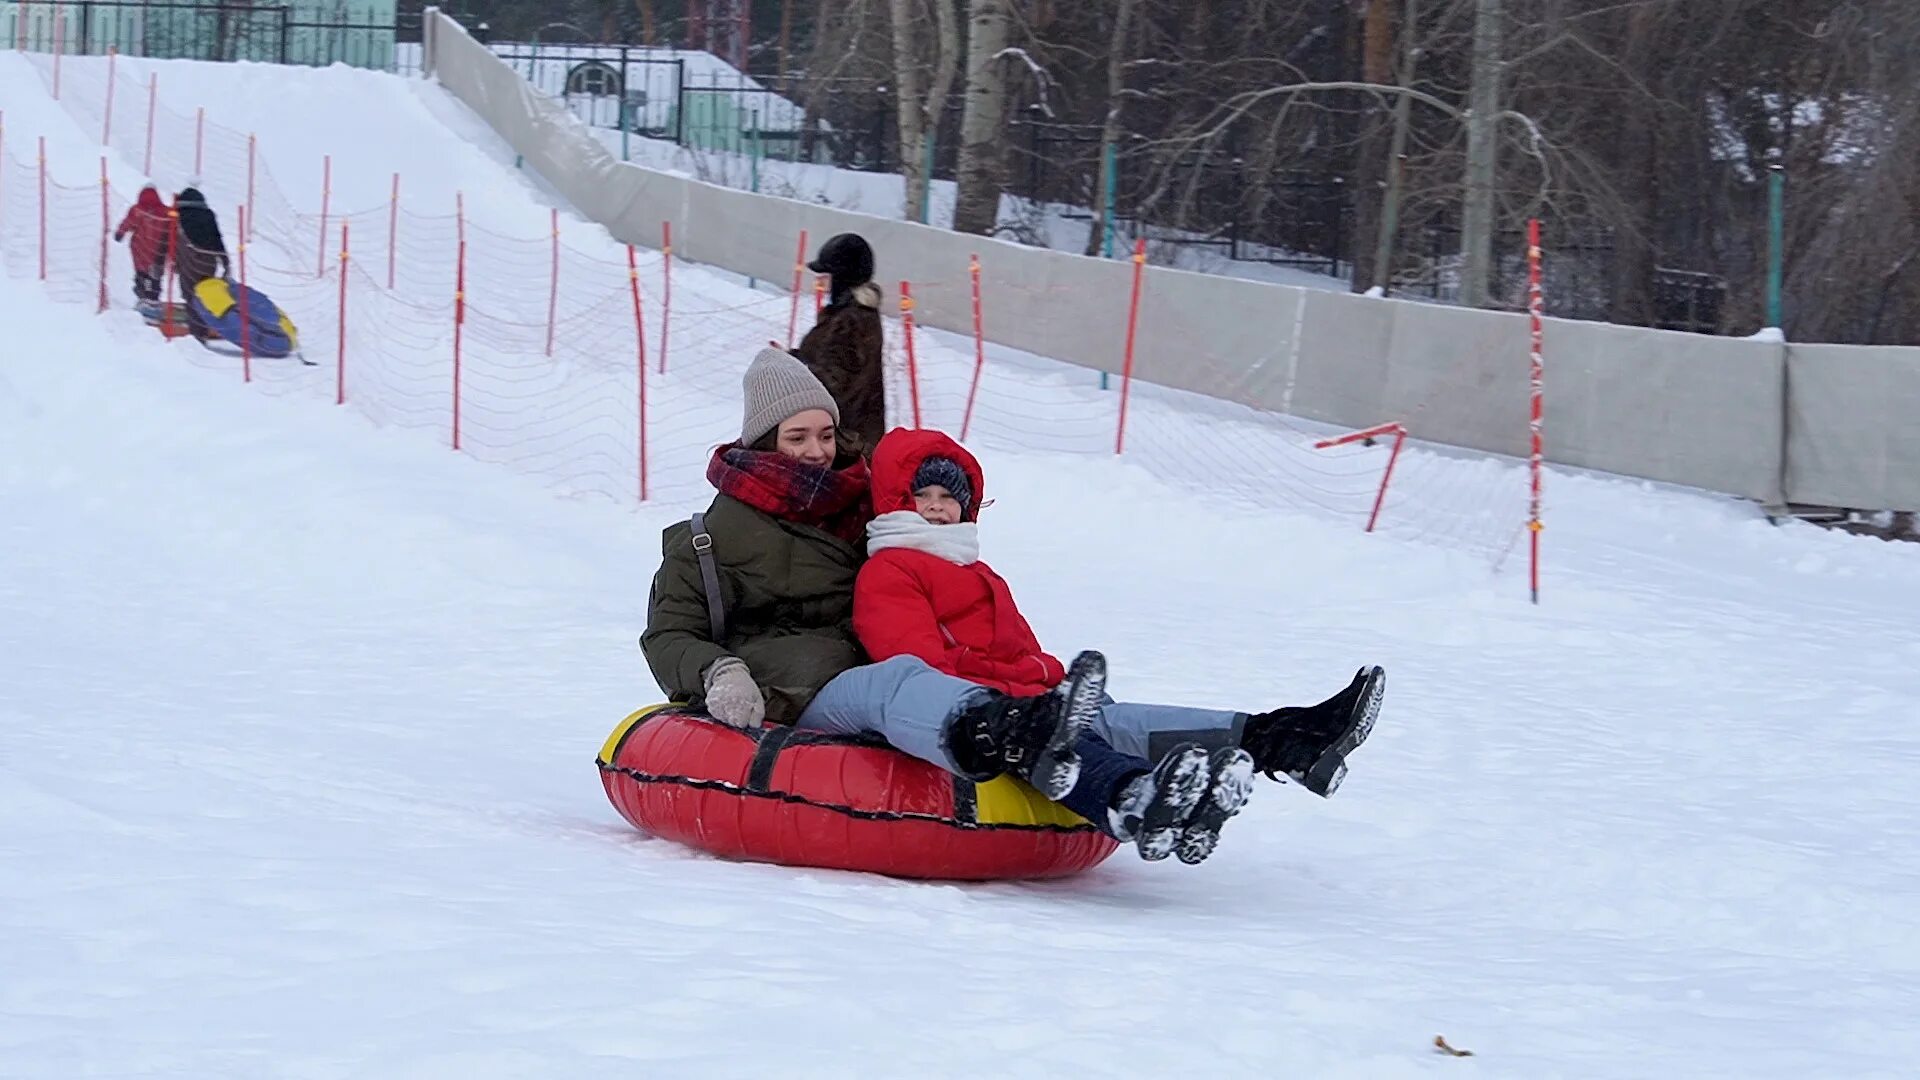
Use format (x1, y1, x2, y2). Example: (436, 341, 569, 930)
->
(5, 55, 1920, 1079)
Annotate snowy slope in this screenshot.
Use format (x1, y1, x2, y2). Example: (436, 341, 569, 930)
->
(5, 57, 1920, 1080)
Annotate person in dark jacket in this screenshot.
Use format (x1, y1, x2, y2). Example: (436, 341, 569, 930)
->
(850, 427, 1386, 864)
(113, 183, 173, 304)
(640, 348, 1094, 800)
(172, 186, 229, 340)
(791, 233, 886, 456)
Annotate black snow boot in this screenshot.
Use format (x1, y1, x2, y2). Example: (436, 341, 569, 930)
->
(1175, 747, 1256, 865)
(946, 650, 1107, 800)
(1240, 666, 1385, 797)
(1108, 743, 1210, 860)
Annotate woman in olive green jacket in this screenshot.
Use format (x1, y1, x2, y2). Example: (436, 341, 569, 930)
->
(640, 348, 1094, 799)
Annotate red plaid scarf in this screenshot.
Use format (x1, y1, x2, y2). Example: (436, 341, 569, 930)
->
(708, 445, 873, 545)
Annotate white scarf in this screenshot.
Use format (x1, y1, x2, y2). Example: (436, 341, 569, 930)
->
(866, 511, 980, 566)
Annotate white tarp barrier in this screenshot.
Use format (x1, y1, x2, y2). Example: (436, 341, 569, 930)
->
(422, 8, 1920, 510)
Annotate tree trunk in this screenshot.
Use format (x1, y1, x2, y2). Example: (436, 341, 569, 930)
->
(953, 0, 1015, 236)
(1459, 0, 1501, 307)
(1085, 0, 1141, 256)
(1608, 3, 1659, 326)
(633, 0, 656, 46)
(890, 0, 961, 223)
(890, 0, 931, 221)
(1370, 0, 1421, 294)
(1349, 0, 1394, 292)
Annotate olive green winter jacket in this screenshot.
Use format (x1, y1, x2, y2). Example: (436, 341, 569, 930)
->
(641, 493, 867, 725)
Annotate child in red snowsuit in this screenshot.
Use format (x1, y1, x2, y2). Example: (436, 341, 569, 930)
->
(853, 428, 1386, 864)
(114, 184, 173, 305)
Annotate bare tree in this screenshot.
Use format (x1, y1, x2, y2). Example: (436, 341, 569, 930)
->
(890, 0, 962, 223)
(953, 0, 1015, 235)
(1083, 0, 1141, 256)
(1458, 0, 1502, 307)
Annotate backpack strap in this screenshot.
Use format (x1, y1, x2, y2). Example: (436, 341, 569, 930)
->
(689, 512, 726, 642)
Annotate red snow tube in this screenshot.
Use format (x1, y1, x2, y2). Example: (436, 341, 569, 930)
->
(597, 707, 1119, 880)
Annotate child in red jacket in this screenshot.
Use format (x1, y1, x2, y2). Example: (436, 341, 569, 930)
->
(855, 428, 1385, 864)
(113, 183, 173, 306)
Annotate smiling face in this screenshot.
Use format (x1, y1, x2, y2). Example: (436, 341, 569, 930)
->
(912, 484, 963, 525)
(774, 409, 837, 467)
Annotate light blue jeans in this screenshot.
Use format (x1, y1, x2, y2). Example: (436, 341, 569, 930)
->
(797, 656, 1244, 775)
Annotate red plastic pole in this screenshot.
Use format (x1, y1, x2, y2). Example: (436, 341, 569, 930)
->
(97, 156, 109, 311)
(36, 135, 46, 281)
(452, 238, 465, 450)
(336, 221, 349, 405)
(1369, 426, 1408, 534)
(455, 190, 464, 247)
(628, 244, 650, 502)
(101, 48, 116, 145)
(814, 273, 825, 316)
(786, 228, 806, 347)
(1527, 218, 1545, 604)
(142, 73, 157, 175)
(658, 220, 672, 374)
(1312, 421, 1409, 533)
(545, 207, 558, 356)
(316, 154, 330, 277)
(1114, 237, 1147, 454)
(899, 281, 923, 429)
(385, 172, 398, 289)
(193, 108, 204, 175)
(161, 210, 180, 336)
(961, 253, 986, 441)
(245, 134, 255, 243)
(236, 205, 253, 383)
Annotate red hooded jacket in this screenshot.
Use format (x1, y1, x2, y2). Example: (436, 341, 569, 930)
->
(115, 187, 173, 268)
(853, 429, 1067, 697)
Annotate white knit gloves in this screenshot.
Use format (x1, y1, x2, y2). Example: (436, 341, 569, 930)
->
(702, 656, 766, 729)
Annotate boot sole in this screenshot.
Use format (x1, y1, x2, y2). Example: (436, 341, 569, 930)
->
(1025, 651, 1106, 800)
(1300, 666, 1384, 797)
(1134, 744, 1210, 861)
(1176, 748, 1256, 865)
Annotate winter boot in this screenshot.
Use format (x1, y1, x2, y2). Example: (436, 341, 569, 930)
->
(1174, 747, 1257, 865)
(947, 650, 1107, 800)
(1240, 665, 1385, 797)
(1108, 743, 1210, 860)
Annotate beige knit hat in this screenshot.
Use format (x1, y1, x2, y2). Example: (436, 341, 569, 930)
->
(741, 347, 840, 445)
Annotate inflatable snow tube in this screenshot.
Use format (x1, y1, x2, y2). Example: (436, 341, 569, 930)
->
(190, 279, 299, 358)
(597, 707, 1120, 880)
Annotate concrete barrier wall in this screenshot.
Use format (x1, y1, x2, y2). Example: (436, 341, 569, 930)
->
(423, 9, 1917, 512)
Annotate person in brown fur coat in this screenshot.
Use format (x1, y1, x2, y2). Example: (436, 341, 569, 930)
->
(792, 233, 886, 456)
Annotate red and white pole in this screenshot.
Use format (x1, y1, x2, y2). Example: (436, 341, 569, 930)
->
(813, 272, 825, 316)
(545, 207, 559, 356)
(898, 281, 923, 429)
(1527, 217, 1546, 605)
(101, 48, 116, 145)
(628, 244, 650, 502)
(142, 73, 157, 175)
(36, 135, 47, 281)
(961, 253, 987, 441)
(386, 171, 398, 290)
(236, 205, 253, 383)
(316, 153, 331, 278)
(1114, 237, 1147, 454)
(336, 221, 349, 405)
(659, 220, 672, 375)
(786, 228, 807, 347)
(97, 156, 110, 312)
(452, 237, 465, 450)
(245, 133, 255, 242)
